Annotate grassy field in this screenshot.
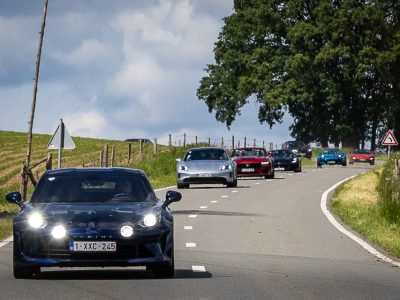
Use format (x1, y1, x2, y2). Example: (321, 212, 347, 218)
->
(332, 166, 400, 258)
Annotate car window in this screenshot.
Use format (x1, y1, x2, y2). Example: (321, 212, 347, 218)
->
(184, 149, 228, 161)
(31, 173, 157, 204)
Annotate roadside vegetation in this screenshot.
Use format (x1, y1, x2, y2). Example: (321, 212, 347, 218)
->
(332, 154, 400, 258)
(0, 130, 189, 241)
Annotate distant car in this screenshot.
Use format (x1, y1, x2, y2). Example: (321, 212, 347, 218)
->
(231, 147, 274, 179)
(349, 149, 375, 165)
(317, 149, 347, 167)
(6, 167, 181, 279)
(270, 150, 301, 172)
(282, 140, 312, 158)
(176, 147, 237, 188)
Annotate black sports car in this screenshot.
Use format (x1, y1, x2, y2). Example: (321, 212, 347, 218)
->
(270, 150, 302, 172)
(6, 167, 181, 279)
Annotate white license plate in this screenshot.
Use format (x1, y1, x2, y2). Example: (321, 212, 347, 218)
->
(241, 168, 254, 172)
(275, 167, 285, 171)
(199, 173, 212, 177)
(327, 161, 336, 164)
(70, 241, 117, 252)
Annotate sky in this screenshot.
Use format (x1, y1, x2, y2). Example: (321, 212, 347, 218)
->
(0, 0, 293, 148)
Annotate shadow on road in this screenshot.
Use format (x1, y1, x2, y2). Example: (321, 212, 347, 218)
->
(34, 268, 212, 280)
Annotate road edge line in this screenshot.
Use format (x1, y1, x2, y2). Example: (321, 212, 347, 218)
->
(320, 175, 400, 267)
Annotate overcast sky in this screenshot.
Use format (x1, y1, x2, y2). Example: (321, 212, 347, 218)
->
(0, 0, 292, 147)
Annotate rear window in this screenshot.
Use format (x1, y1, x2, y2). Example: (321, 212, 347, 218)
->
(31, 173, 157, 204)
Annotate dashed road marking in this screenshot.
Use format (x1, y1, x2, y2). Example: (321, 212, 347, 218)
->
(192, 265, 206, 272)
(232, 190, 238, 193)
(210, 200, 218, 203)
(254, 182, 260, 185)
(221, 195, 228, 198)
(184, 226, 193, 230)
(186, 242, 197, 248)
(189, 214, 198, 218)
(199, 206, 207, 209)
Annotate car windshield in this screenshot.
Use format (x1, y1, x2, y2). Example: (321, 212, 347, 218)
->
(31, 173, 157, 204)
(231, 148, 267, 157)
(184, 149, 228, 161)
(272, 150, 293, 158)
(323, 149, 340, 155)
(352, 149, 371, 154)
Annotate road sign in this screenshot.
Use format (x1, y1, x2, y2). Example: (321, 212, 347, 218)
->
(381, 130, 398, 146)
(48, 120, 75, 150)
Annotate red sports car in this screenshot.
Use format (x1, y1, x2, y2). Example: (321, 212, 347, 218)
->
(231, 147, 274, 179)
(349, 149, 375, 165)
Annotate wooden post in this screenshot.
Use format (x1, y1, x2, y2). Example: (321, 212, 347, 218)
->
(111, 146, 115, 167)
(232, 136, 235, 150)
(128, 143, 131, 163)
(195, 136, 198, 144)
(221, 137, 224, 148)
(244, 137, 247, 147)
(46, 153, 52, 170)
(168, 134, 172, 147)
(153, 138, 157, 155)
(140, 140, 143, 158)
(104, 144, 109, 167)
(253, 138, 256, 147)
(99, 150, 103, 167)
(208, 138, 211, 145)
(183, 133, 186, 147)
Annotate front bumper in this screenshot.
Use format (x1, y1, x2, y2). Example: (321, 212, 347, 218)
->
(177, 170, 235, 184)
(236, 163, 269, 177)
(319, 158, 343, 165)
(13, 226, 173, 269)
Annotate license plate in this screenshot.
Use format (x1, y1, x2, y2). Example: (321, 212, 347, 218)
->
(275, 167, 284, 171)
(199, 173, 212, 177)
(70, 241, 117, 252)
(327, 161, 336, 164)
(241, 168, 254, 172)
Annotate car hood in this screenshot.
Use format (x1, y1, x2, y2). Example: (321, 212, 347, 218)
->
(350, 153, 374, 159)
(26, 202, 159, 226)
(180, 160, 232, 171)
(233, 156, 267, 163)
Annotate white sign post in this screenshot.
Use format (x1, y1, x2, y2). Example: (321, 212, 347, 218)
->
(48, 119, 75, 168)
(381, 130, 398, 159)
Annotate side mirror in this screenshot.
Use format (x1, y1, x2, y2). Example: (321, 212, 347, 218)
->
(6, 192, 24, 208)
(162, 190, 182, 209)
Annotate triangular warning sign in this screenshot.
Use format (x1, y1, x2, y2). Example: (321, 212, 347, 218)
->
(381, 130, 398, 146)
(48, 120, 76, 150)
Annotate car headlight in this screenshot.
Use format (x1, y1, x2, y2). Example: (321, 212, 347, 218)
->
(28, 212, 45, 228)
(143, 213, 159, 227)
(292, 158, 298, 163)
(261, 161, 269, 165)
(179, 165, 188, 171)
(321, 155, 324, 158)
(120, 225, 134, 238)
(338, 155, 342, 158)
(220, 164, 232, 170)
(51, 224, 66, 239)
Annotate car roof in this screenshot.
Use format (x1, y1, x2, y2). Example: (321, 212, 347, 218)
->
(233, 147, 266, 150)
(187, 147, 226, 151)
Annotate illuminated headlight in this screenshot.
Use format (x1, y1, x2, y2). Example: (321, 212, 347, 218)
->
(28, 212, 45, 228)
(143, 213, 158, 227)
(321, 155, 325, 158)
(51, 225, 66, 239)
(369, 157, 374, 160)
(353, 157, 356, 160)
(120, 225, 134, 238)
(179, 165, 188, 171)
(338, 155, 342, 158)
(292, 158, 298, 163)
(220, 165, 232, 170)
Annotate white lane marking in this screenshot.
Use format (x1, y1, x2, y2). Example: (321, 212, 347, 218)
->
(266, 179, 272, 182)
(0, 236, 13, 248)
(189, 214, 198, 218)
(321, 176, 400, 267)
(254, 182, 260, 185)
(184, 226, 193, 230)
(192, 265, 206, 272)
(288, 174, 293, 176)
(210, 200, 218, 203)
(232, 190, 238, 193)
(221, 195, 228, 198)
(199, 206, 207, 209)
(186, 242, 197, 248)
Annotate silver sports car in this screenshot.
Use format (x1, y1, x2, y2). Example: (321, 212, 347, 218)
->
(176, 147, 237, 189)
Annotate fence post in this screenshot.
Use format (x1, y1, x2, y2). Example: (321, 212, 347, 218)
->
(99, 150, 103, 167)
(221, 137, 224, 148)
(140, 140, 143, 158)
(103, 144, 109, 167)
(253, 139, 256, 147)
(168, 134, 172, 147)
(183, 133, 186, 147)
(46, 153, 52, 170)
(153, 138, 157, 155)
(208, 138, 211, 145)
(195, 136, 198, 145)
(232, 136, 235, 150)
(244, 137, 247, 147)
(128, 143, 131, 163)
(111, 146, 115, 167)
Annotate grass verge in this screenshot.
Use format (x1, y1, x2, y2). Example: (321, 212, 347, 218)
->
(331, 167, 400, 258)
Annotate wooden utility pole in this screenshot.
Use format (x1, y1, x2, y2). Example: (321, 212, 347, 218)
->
(21, 0, 49, 200)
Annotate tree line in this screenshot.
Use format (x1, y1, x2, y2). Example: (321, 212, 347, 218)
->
(197, 0, 400, 149)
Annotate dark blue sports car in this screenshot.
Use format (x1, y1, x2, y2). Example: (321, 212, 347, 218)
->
(270, 150, 301, 172)
(317, 149, 347, 167)
(6, 167, 181, 279)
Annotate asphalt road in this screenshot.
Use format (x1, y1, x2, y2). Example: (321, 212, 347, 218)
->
(0, 164, 399, 299)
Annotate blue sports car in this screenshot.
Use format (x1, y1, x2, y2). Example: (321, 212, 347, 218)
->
(317, 149, 347, 167)
(6, 167, 181, 278)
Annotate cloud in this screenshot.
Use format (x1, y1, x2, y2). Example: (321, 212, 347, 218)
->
(63, 110, 106, 138)
(50, 38, 114, 68)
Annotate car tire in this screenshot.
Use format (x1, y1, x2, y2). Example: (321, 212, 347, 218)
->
(370, 161, 375, 165)
(295, 163, 302, 172)
(342, 160, 347, 167)
(317, 159, 322, 168)
(177, 183, 189, 189)
(13, 265, 39, 279)
(151, 249, 175, 278)
(227, 179, 237, 188)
